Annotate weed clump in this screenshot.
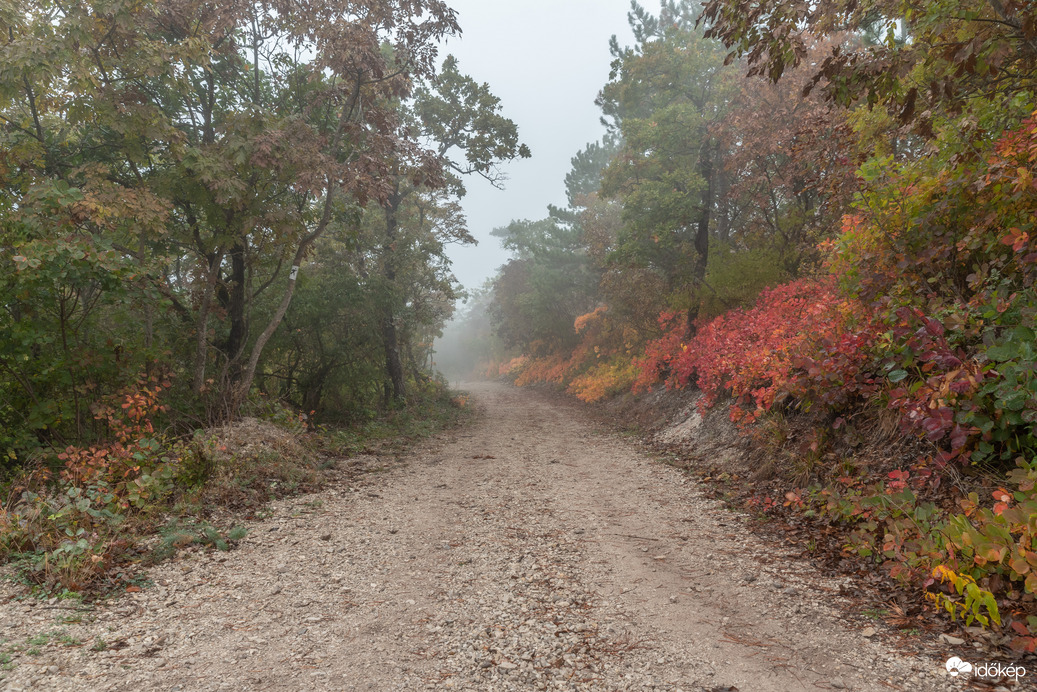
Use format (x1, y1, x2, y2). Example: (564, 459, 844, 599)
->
(0, 381, 317, 594)
(1, 377, 470, 597)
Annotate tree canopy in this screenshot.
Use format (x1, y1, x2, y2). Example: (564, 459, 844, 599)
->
(0, 0, 527, 460)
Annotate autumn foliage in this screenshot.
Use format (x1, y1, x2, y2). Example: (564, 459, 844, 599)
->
(634, 278, 878, 422)
(0, 0, 517, 595)
(495, 102, 1037, 647)
(460, 0, 1037, 652)
(506, 307, 641, 403)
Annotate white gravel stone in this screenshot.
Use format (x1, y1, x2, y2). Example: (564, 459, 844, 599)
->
(0, 383, 959, 691)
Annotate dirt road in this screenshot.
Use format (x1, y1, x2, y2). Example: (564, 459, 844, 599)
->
(0, 383, 958, 691)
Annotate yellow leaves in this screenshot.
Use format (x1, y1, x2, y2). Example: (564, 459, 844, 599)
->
(567, 359, 640, 403)
(573, 307, 608, 334)
(1014, 166, 1033, 192)
(928, 565, 1002, 628)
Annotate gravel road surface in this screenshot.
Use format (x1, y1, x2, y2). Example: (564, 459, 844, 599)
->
(0, 383, 965, 691)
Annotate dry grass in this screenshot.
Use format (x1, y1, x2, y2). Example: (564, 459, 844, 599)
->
(193, 417, 323, 511)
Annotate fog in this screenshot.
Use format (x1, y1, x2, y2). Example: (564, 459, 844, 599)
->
(429, 2, 637, 381)
(438, 0, 636, 291)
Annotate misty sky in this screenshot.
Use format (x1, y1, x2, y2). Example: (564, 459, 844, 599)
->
(439, 0, 636, 295)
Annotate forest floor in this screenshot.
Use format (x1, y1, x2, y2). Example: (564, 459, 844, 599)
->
(0, 382, 986, 691)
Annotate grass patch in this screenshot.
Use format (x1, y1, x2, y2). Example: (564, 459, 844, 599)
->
(149, 520, 248, 563)
(861, 607, 889, 620)
(54, 612, 87, 625)
(18, 629, 80, 651)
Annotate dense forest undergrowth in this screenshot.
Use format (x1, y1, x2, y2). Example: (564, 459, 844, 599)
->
(439, 0, 1037, 656)
(0, 0, 509, 595)
(0, 379, 471, 596)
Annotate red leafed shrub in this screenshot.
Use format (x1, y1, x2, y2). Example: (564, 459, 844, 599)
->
(59, 375, 170, 490)
(636, 277, 876, 422)
(788, 326, 882, 411)
(879, 307, 991, 465)
(633, 311, 687, 393)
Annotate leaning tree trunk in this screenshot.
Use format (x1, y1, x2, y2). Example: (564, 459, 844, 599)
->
(230, 82, 363, 414)
(232, 231, 317, 412)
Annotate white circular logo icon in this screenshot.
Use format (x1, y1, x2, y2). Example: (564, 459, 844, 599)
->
(946, 657, 973, 677)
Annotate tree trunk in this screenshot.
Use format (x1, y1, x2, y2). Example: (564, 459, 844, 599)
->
(192, 251, 223, 395)
(694, 140, 713, 283)
(233, 233, 315, 412)
(223, 241, 248, 371)
(715, 159, 731, 245)
(380, 187, 407, 404)
(687, 138, 714, 336)
(229, 80, 363, 414)
(301, 366, 330, 416)
(381, 315, 406, 403)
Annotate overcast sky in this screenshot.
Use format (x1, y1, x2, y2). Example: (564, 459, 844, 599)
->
(437, 0, 636, 294)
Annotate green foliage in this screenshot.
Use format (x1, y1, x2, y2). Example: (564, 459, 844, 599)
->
(561, 135, 621, 208)
(258, 234, 387, 421)
(797, 458, 1037, 644)
(149, 520, 248, 563)
(414, 55, 532, 193)
(658, 110, 1037, 641)
(0, 206, 168, 468)
(701, 0, 1037, 135)
(489, 219, 598, 352)
(488, 4, 853, 369)
(825, 113, 1037, 469)
(599, 1, 736, 302)
(348, 53, 528, 405)
(0, 0, 470, 440)
(699, 242, 793, 316)
(0, 370, 467, 596)
(0, 6, 522, 586)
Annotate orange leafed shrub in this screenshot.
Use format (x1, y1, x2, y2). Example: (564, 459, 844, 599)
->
(567, 359, 640, 402)
(508, 307, 643, 400)
(513, 353, 571, 386)
(498, 356, 528, 377)
(574, 306, 608, 334)
(60, 375, 171, 491)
